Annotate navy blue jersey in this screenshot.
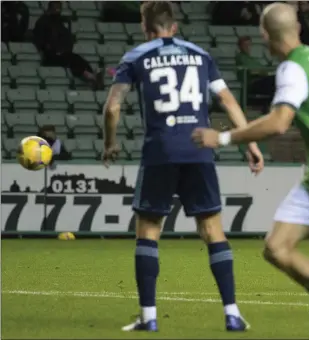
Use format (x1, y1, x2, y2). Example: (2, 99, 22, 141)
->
(114, 37, 222, 165)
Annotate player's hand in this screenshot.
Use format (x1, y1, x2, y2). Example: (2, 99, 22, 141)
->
(191, 128, 220, 148)
(246, 142, 264, 175)
(102, 144, 120, 168)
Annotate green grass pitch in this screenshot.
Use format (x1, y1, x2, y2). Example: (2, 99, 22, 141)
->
(2, 239, 309, 339)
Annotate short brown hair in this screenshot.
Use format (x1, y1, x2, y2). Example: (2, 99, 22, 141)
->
(141, 1, 175, 34)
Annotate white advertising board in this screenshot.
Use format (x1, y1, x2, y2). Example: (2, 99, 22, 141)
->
(1, 164, 303, 233)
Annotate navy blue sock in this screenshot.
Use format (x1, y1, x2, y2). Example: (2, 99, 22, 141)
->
(135, 238, 159, 307)
(208, 241, 236, 306)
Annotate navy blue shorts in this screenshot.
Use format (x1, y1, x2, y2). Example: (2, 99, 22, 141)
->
(132, 163, 222, 217)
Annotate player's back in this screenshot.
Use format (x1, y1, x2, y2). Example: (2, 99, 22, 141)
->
(115, 37, 219, 165)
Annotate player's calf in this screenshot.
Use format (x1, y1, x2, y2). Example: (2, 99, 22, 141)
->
(196, 213, 249, 331)
(263, 221, 309, 291)
(122, 213, 162, 332)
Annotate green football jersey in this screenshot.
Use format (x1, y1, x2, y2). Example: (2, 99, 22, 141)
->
(288, 46, 309, 191)
(274, 45, 309, 191)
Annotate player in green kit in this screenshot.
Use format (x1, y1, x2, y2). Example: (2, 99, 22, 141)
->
(192, 2, 309, 292)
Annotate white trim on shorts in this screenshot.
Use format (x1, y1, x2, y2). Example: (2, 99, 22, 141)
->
(274, 184, 309, 226)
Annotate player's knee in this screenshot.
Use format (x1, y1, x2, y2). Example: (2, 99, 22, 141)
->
(135, 212, 163, 241)
(263, 237, 290, 266)
(196, 212, 225, 243)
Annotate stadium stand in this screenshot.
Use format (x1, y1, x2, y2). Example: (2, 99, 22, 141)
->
(1, 1, 305, 163)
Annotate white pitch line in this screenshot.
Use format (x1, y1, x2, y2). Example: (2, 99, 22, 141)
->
(128, 291, 309, 297)
(2, 290, 309, 308)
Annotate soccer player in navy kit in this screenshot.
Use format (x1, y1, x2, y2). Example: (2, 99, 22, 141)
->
(103, 1, 264, 333)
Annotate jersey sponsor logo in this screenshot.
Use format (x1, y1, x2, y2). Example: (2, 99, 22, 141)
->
(166, 115, 198, 127)
(158, 45, 186, 56)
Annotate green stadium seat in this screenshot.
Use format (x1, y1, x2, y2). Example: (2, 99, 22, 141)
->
(36, 113, 67, 134)
(72, 20, 99, 41)
(181, 24, 211, 44)
(69, 1, 98, 19)
(218, 145, 244, 162)
(24, 1, 43, 16)
(97, 44, 125, 64)
(123, 139, 143, 160)
(66, 113, 98, 135)
(221, 70, 241, 88)
(209, 26, 237, 44)
(7, 89, 38, 111)
(63, 139, 77, 154)
(3, 138, 20, 156)
(1, 43, 11, 62)
(1, 88, 10, 111)
(181, 2, 208, 20)
(67, 90, 98, 112)
(9, 42, 41, 63)
(6, 112, 37, 134)
(2, 111, 8, 134)
(125, 115, 143, 135)
(97, 23, 127, 42)
(125, 24, 144, 43)
(38, 67, 70, 89)
(126, 92, 139, 111)
(235, 26, 263, 44)
(73, 137, 97, 159)
(93, 139, 103, 155)
(73, 43, 98, 63)
(37, 89, 67, 111)
(95, 91, 108, 106)
(1, 62, 11, 87)
(8, 65, 40, 87)
(210, 46, 237, 66)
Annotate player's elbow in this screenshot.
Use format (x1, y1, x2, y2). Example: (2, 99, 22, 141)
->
(272, 120, 290, 135)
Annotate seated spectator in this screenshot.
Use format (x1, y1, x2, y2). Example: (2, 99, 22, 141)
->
(212, 1, 261, 26)
(102, 1, 140, 23)
(235, 36, 274, 106)
(298, 1, 309, 44)
(37, 125, 71, 168)
(239, 1, 261, 26)
(1, 1, 29, 42)
(33, 1, 102, 89)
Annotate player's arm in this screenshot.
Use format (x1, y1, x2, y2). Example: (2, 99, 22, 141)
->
(208, 57, 248, 128)
(103, 59, 134, 148)
(103, 83, 130, 147)
(225, 61, 308, 145)
(215, 88, 249, 128)
(208, 56, 264, 171)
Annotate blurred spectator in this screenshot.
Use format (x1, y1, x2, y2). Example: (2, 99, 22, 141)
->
(38, 125, 71, 164)
(33, 1, 102, 89)
(235, 36, 263, 71)
(1, 1, 29, 42)
(298, 1, 309, 44)
(235, 36, 274, 105)
(239, 2, 262, 25)
(102, 2, 140, 23)
(212, 1, 262, 26)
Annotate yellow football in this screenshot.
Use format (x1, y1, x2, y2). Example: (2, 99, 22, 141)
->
(17, 136, 53, 171)
(58, 232, 76, 240)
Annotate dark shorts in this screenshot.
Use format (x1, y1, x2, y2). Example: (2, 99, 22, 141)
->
(132, 163, 222, 217)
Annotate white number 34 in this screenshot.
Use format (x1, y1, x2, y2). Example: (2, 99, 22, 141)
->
(150, 66, 203, 113)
